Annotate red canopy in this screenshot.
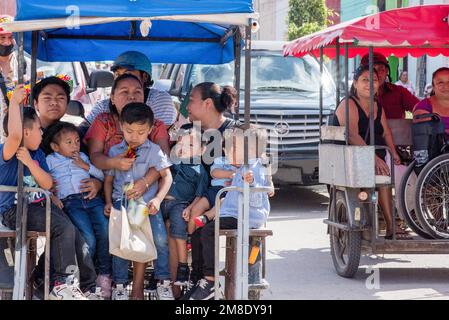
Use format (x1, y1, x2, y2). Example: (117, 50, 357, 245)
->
(283, 4, 449, 59)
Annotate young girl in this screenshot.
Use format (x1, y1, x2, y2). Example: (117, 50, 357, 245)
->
(45, 121, 112, 299)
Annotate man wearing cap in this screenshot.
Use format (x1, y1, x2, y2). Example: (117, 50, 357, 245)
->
(0, 15, 17, 106)
(361, 52, 419, 119)
(86, 51, 177, 128)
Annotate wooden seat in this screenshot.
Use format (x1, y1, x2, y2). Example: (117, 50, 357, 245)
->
(0, 223, 45, 299)
(219, 228, 272, 300)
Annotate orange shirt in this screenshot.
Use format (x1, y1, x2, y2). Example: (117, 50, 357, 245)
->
(84, 112, 169, 155)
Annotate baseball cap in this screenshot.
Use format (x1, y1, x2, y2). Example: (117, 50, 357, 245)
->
(0, 15, 13, 35)
(111, 51, 152, 77)
(360, 52, 389, 68)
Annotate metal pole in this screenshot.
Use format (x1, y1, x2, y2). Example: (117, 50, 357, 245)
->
(369, 47, 375, 147)
(29, 31, 38, 105)
(335, 38, 340, 112)
(319, 47, 323, 143)
(13, 32, 27, 301)
(234, 28, 241, 119)
(244, 25, 251, 127)
(344, 43, 349, 145)
(236, 24, 252, 301)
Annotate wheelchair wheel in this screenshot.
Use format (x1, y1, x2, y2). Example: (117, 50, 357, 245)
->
(415, 153, 449, 239)
(397, 161, 433, 239)
(329, 190, 361, 278)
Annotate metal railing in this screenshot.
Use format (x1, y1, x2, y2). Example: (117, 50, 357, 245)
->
(214, 185, 273, 300)
(0, 185, 51, 300)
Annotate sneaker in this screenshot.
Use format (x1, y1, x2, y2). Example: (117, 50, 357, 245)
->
(156, 280, 174, 300)
(193, 215, 208, 228)
(84, 287, 104, 300)
(174, 264, 190, 286)
(96, 274, 112, 299)
(49, 276, 88, 300)
(179, 279, 198, 300)
(189, 278, 215, 300)
(144, 272, 158, 300)
(112, 284, 128, 300)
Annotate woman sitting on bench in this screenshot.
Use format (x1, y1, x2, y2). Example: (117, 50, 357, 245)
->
(332, 65, 404, 240)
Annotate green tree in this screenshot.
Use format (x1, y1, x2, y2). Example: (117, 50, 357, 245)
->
(287, 0, 334, 40)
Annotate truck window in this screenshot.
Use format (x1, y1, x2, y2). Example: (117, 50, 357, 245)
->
(188, 53, 334, 96)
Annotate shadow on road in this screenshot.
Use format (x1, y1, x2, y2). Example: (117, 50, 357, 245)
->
(263, 247, 449, 299)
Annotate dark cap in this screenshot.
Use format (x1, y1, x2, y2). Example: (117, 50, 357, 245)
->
(360, 52, 389, 68)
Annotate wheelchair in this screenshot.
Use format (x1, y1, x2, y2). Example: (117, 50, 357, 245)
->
(398, 113, 449, 239)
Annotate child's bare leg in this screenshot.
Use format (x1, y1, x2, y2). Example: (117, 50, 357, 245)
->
(203, 201, 222, 221)
(175, 239, 187, 264)
(131, 261, 147, 299)
(188, 197, 210, 233)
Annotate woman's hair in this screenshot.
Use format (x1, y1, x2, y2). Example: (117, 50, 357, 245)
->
(350, 65, 379, 98)
(430, 67, 449, 96)
(109, 73, 143, 115)
(193, 82, 236, 113)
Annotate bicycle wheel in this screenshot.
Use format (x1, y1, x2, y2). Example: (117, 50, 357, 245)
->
(397, 161, 433, 239)
(415, 153, 449, 239)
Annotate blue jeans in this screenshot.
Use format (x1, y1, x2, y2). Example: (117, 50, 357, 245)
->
(161, 199, 189, 240)
(63, 194, 112, 275)
(112, 201, 170, 284)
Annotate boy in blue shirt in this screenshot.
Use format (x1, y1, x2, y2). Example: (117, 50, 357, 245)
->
(104, 102, 173, 300)
(161, 129, 208, 287)
(188, 125, 273, 300)
(45, 121, 112, 299)
(0, 86, 97, 300)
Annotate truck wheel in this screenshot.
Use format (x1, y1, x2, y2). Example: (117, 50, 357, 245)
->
(397, 161, 433, 239)
(329, 191, 361, 278)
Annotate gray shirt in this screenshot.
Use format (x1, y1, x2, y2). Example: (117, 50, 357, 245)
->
(106, 140, 171, 203)
(86, 88, 177, 126)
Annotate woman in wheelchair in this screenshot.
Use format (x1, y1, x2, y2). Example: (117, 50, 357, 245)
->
(413, 67, 449, 134)
(333, 65, 401, 239)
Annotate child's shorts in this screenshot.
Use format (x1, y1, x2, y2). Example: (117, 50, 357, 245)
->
(205, 186, 227, 208)
(160, 199, 189, 240)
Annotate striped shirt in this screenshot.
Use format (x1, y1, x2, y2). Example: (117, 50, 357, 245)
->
(86, 88, 177, 126)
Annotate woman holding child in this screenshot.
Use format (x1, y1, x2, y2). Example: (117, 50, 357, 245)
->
(84, 73, 173, 300)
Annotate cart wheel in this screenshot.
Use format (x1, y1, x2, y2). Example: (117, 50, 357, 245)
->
(397, 160, 433, 239)
(248, 289, 260, 300)
(329, 191, 361, 278)
(415, 153, 449, 239)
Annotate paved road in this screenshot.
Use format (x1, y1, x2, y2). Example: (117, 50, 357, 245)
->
(262, 185, 449, 300)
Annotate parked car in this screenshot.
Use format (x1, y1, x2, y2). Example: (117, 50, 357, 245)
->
(159, 41, 337, 184)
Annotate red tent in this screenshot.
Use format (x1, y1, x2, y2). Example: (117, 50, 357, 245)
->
(283, 4, 449, 59)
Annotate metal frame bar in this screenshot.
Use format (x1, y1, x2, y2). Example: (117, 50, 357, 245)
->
(214, 186, 273, 300)
(319, 47, 323, 143)
(234, 28, 242, 118)
(29, 31, 38, 105)
(13, 32, 26, 301)
(1, 185, 51, 300)
(45, 34, 220, 43)
(344, 43, 349, 145)
(335, 38, 340, 116)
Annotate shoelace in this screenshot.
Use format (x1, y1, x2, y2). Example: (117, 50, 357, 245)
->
(70, 285, 86, 299)
(159, 282, 172, 297)
(198, 279, 208, 290)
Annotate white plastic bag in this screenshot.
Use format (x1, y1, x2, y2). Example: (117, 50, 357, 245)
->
(109, 206, 157, 263)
